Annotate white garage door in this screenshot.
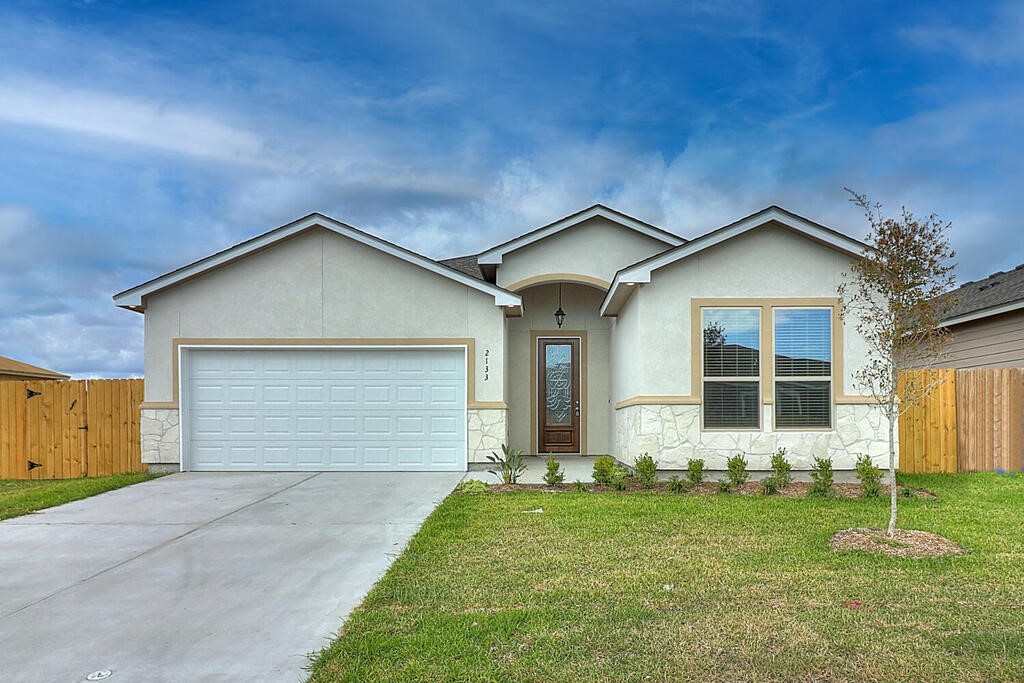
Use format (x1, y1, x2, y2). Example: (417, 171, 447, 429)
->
(183, 347, 466, 471)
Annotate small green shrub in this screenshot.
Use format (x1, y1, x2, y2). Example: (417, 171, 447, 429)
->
(543, 454, 565, 486)
(456, 479, 490, 494)
(726, 454, 749, 489)
(486, 444, 527, 484)
(686, 458, 706, 486)
(809, 456, 834, 497)
(716, 479, 733, 494)
(592, 455, 617, 484)
(572, 480, 590, 493)
(855, 454, 883, 498)
(634, 452, 658, 488)
(666, 475, 688, 493)
(761, 448, 794, 495)
(609, 465, 630, 491)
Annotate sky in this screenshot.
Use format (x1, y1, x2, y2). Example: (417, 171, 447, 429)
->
(1, 0, 1022, 378)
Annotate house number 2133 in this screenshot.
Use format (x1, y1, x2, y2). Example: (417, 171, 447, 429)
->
(483, 349, 490, 381)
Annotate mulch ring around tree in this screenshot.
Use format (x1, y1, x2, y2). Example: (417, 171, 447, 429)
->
(830, 527, 967, 559)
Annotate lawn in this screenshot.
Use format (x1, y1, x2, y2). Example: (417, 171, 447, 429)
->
(0, 473, 159, 521)
(309, 473, 1024, 682)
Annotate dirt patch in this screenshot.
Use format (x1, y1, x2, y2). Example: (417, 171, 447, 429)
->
(830, 527, 966, 559)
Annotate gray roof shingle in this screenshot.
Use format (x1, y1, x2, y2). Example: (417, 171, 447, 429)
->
(438, 254, 485, 281)
(942, 263, 1024, 322)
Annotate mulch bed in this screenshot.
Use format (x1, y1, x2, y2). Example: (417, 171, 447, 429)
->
(830, 527, 967, 559)
(487, 481, 934, 499)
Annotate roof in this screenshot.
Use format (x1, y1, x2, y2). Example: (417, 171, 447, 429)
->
(438, 254, 485, 281)
(113, 213, 522, 310)
(601, 205, 870, 315)
(475, 204, 685, 266)
(0, 355, 69, 380)
(940, 263, 1024, 327)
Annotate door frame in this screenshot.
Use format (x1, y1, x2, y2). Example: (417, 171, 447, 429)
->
(530, 330, 587, 454)
(177, 343, 469, 472)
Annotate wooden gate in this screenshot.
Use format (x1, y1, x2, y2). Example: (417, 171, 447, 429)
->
(0, 379, 144, 479)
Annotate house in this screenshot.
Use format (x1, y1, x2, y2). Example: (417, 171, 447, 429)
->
(113, 204, 890, 473)
(0, 355, 69, 381)
(937, 264, 1024, 368)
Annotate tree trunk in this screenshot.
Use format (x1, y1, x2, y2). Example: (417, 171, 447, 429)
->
(887, 401, 898, 538)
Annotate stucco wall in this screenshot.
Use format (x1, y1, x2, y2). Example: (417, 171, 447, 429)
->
(609, 222, 887, 467)
(612, 223, 871, 401)
(495, 216, 673, 289)
(507, 283, 612, 454)
(142, 228, 506, 404)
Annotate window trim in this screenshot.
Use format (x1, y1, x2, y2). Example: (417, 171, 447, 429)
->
(691, 298, 843, 434)
(771, 306, 834, 431)
(699, 306, 762, 432)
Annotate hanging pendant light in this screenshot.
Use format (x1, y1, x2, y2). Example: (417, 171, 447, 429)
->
(554, 283, 566, 328)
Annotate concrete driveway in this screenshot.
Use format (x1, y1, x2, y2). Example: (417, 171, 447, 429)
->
(0, 471, 463, 682)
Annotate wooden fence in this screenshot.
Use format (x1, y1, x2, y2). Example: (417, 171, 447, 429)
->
(0, 379, 145, 479)
(898, 368, 1024, 473)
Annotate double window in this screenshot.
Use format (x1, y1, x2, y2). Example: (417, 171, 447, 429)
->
(701, 304, 833, 430)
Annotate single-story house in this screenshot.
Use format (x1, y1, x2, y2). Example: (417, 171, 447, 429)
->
(937, 264, 1024, 368)
(114, 204, 890, 473)
(0, 355, 69, 381)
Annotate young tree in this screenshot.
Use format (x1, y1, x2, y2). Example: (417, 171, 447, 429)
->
(837, 189, 958, 537)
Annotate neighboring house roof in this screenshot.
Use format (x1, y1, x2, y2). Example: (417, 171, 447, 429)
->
(475, 204, 685, 266)
(601, 205, 870, 315)
(940, 263, 1024, 327)
(113, 212, 522, 310)
(0, 355, 69, 380)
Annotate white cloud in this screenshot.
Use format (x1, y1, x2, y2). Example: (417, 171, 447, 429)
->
(904, 2, 1024, 65)
(0, 77, 271, 166)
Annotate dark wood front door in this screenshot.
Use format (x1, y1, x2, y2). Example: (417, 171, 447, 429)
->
(538, 338, 580, 453)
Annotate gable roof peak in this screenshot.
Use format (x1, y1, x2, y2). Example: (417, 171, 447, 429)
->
(476, 203, 684, 266)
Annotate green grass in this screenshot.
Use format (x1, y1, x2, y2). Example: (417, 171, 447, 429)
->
(309, 473, 1024, 682)
(0, 473, 160, 520)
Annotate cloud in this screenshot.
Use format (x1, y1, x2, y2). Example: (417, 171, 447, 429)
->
(0, 77, 270, 166)
(903, 2, 1024, 65)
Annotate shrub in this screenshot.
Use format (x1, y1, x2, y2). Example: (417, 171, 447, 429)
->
(725, 454, 749, 490)
(686, 458, 706, 486)
(715, 480, 733, 494)
(486, 444, 526, 485)
(592, 455, 617, 484)
(609, 465, 631, 491)
(634, 453, 658, 488)
(809, 456, 834, 497)
(456, 479, 490, 494)
(761, 448, 794, 495)
(855, 454, 883, 498)
(543, 454, 565, 486)
(572, 480, 590, 493)
(666, 475, 688, 493)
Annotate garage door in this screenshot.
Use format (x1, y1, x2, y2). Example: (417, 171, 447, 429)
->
(183, 347, 466, 471)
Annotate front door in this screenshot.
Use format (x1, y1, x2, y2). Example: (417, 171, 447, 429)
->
(537, 338, 580, 453)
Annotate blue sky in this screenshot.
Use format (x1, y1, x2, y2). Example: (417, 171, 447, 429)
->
(1, 1, 1022, 377)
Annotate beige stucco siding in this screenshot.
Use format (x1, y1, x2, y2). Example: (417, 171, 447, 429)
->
(507, 283, 611, 454)
(940, 309, 1024, 369)
(618, 223, 870, 398)
(142, 228, 505, 404)
(496, 216, 672, 289)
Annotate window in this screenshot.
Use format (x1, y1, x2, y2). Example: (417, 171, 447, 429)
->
(774, 308, 832, 428)
(702, 308, 760, 429)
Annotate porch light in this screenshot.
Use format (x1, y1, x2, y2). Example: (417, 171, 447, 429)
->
(554, 283, 566, 328)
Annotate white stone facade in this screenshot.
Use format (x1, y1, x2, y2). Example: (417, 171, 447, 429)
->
(614, 403, 893, 470)
(141, 408, 180, 464)
(468, 408, 508, 463)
